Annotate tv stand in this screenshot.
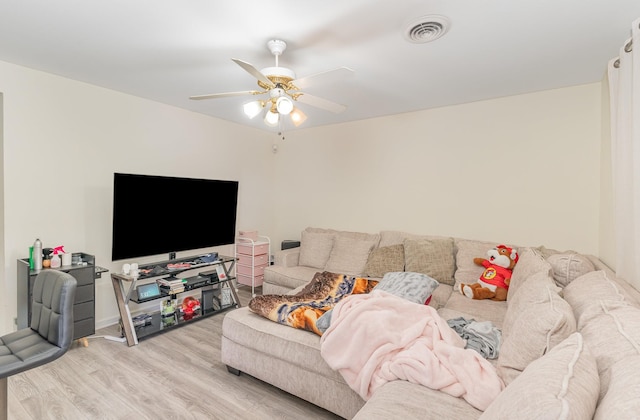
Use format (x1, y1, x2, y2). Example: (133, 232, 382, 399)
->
(110, 253, 239, 346)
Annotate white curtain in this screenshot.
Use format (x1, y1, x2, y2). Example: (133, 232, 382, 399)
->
(608, 17, 640, 284)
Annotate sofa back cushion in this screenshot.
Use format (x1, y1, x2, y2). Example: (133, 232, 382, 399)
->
(404, 237, 455, 286)
(481, 333, 599, 420)
(571, 299, 640, 399)
(325, 236, 378, 276)
(563, 270, 627, 317)
(378, 230, 450, 248)
(498, 270, 577, 384)
(507, 247, 552, 300)
(305, 226, 380, 243)
(547, 252, 595, 288)
(594, 355, 640, 419)
(298, 231, 335, 269)
(453, 239, 504, 287)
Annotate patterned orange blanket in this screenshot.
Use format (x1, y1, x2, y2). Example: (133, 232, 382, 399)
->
(248, 271, 378, 336)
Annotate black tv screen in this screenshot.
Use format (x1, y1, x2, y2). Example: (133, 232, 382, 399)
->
(111, 173, 239, 261)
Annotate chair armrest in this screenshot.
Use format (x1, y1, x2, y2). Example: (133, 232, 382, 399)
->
(273, 247, 300, 267)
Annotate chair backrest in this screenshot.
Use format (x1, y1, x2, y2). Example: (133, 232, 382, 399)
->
(30, 270, 77, 349)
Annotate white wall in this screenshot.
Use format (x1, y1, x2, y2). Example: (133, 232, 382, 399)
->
(0, 59, 610, 335)
(0, 61, 276, 334)
(272, 84, 603, 256)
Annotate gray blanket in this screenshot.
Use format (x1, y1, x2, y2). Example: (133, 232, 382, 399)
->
(447, 317, 501, 359)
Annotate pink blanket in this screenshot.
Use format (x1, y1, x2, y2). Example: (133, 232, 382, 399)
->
(319, 290, 504, 411)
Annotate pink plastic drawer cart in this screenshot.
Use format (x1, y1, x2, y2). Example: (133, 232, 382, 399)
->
(235, 234, 270, 297)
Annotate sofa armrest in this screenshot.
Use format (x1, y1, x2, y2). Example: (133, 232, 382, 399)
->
(273, 247, 300, 267)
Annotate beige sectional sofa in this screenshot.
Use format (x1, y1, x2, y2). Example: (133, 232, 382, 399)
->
(221, 227, 640, 419)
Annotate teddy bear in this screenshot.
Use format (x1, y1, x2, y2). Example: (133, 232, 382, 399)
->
(459, 244, 519, 301)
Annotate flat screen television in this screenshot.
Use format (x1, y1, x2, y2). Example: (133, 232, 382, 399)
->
(111, 173, 239, 261)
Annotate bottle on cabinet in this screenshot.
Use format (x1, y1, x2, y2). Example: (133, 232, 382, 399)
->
(50, 245, 65, 269)
(33, 238, 43, 270)
(50, 253, 61, 268)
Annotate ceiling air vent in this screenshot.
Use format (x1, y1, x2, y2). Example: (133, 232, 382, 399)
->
(404, 15, 450, 44)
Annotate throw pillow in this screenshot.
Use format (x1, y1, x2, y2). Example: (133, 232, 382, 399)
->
(362, 244, 405, 277)
(403, 237, 455, 286)
(374, 271, 440, 305)
(298, 231, 335, 269)
(547, 253, 595, 287)
(324, 236, 378, 276)
(480, 333, 599, 420)
(498, 271, 577, 385)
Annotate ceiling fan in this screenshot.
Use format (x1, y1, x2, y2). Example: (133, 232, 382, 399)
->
(190, 39, 354, 127)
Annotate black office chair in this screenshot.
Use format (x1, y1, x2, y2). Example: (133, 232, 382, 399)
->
(0, 270, 77, 420)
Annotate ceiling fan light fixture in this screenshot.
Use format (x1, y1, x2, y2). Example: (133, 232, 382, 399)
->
(190, 38, 351, 130)
(264, 110, 280, 127)
(290, 108, 307, 127)
(261, 66, 296, 80)
(276, 96, 294, 115)
(243, 100, 264, 119)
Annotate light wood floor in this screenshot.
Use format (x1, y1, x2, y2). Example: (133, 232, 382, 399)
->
(7, 286, 342, 419)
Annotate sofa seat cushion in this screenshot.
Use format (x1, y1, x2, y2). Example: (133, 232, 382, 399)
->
(430, 283, 453, 309)
(353, 380, 482, 420)
(441, 291, 507, 329)
(263, 265, 319, 291)
(222, 306, 346, 383)
(481, 333, 599, 420)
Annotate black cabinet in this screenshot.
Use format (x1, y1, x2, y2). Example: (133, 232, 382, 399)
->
(17, 253, 96, 340)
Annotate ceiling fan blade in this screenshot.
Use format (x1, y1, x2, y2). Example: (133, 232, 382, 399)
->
(296, 93, 347, 114)
(292, 67, 354, 90)
(232, 58, 274, 88)
(189, 90, 260, 100)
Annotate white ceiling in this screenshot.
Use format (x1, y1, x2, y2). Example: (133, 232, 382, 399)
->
(0, 0, 638, 132)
